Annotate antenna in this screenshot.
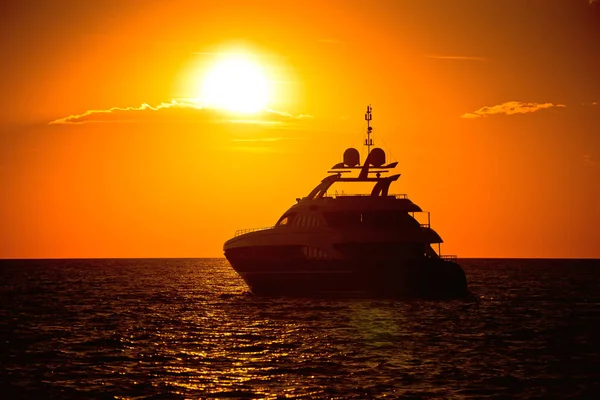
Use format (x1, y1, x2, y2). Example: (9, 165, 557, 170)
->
(364, 105, 373, 153)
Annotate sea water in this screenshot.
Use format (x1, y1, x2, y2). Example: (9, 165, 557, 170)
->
(1, 258, 599, 399)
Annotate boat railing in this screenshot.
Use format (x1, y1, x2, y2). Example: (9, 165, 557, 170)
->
(420, 223, 430, 228)
(234, 226, 274, 237)
(440, 255, 458, 261)
(323, 193, 408, 199)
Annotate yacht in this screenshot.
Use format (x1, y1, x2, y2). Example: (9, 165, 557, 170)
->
(223, 106, 467, 298)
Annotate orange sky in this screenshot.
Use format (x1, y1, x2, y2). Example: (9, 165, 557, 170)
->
(1, 0, 599, 258)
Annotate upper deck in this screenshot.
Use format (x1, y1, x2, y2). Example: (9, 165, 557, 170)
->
(225, 105, 458, 260)
(291, 192, 422, 213)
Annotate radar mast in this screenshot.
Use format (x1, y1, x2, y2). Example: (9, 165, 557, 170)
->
(364, 105, 373, 154)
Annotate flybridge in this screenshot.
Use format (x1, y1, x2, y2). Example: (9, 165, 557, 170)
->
(302, 105, 401, 201)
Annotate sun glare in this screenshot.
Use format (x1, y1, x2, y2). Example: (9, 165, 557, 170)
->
(199, 53, 270, 113)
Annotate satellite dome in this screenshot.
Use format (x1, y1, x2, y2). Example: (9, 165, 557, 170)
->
(368, 148, 386, 167)
(343, 148, 360, 167)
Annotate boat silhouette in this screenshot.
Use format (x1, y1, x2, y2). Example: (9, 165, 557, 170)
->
(224, 105, 467, 298)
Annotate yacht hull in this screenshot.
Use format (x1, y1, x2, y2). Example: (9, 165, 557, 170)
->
(225, 252, 467, 298)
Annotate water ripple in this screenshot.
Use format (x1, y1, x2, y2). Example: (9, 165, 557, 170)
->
(1, 258, 599, 399)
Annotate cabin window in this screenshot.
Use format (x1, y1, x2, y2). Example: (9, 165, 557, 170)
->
(302, 246, 330, 259)
(323, 211, 362, 228)
(276, 212, 296, 226)
(293, 213, 321, 228)
(313, 215, 322, 227)
(295, 215, 303, 227)
(323, 211, 418, 228)
(333, 242, 426, 260)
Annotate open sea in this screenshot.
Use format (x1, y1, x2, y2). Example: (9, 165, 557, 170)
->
(1, 258, 599, 399)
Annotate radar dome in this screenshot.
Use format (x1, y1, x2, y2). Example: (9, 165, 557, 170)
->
(368, 148, 386, 167)
(343, 148, 360, 167)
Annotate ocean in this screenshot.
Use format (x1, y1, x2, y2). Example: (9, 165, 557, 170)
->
(1, 258, 599, 399)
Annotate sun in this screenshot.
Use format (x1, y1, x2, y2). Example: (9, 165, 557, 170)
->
(199, 53, 271, 114)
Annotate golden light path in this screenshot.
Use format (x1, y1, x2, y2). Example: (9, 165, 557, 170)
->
(198, 52, 271, 114)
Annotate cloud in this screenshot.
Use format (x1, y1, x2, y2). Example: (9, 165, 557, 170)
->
(49, 100, 312, 125)
(231, 137, 300, 142)
(583, 155, 596, 167)
(461, 101, 566, 119)
(580, 101, 598, 107)
(425, 55, 488, 61)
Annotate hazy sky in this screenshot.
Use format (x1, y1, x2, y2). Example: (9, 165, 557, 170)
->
(1, 0, 599, 258)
